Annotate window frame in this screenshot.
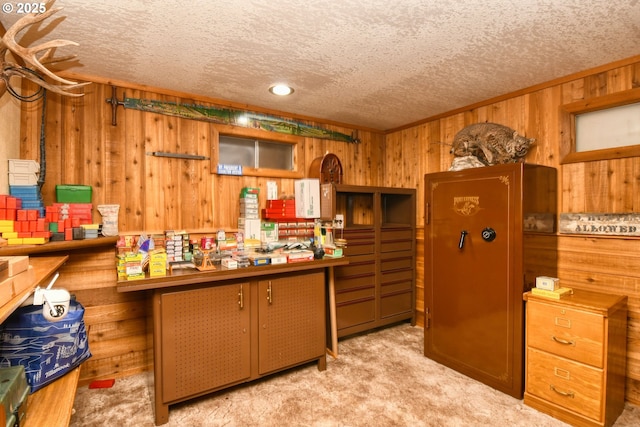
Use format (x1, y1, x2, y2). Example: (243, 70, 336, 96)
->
(560, 87, 640, 164)
(210, 124, 304, 178)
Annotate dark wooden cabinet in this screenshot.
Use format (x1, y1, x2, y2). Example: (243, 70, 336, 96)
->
(258, 273, 326, 375)
(151, 268, 330, 425)
(321, 184, 416, 337)
(159, 282, 251, 402)
(424, 163, 557, 399)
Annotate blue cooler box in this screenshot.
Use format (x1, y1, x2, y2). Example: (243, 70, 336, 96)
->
(0, 300, 91, 392)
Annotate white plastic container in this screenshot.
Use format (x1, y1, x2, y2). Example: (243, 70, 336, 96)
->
(9, 173, 38, 186)
(8, 159, 39, 174)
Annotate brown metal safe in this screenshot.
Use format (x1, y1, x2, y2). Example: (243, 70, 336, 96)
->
(424, 163, 557, 398)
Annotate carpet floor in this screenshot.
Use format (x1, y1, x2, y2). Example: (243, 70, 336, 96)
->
(70, 322, 640, 426)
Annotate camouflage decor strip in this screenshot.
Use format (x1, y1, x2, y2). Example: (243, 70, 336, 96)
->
(123, 98, 359, 143)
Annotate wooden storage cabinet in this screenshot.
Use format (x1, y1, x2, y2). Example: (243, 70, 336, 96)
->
(258, 273, 326, 375)
(523, 289, 628, 427)
(159, 282, 251, 402)
(334, 228, 376, 332)
(380, 228, 414, 319)
(322, 184, 416, 338)
(153, 271, 326, 425)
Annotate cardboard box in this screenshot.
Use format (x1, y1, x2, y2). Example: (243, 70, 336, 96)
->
(270, 255, 287, 265)
(287, 250, 314, 262)
(0, 256, 29, 277)
(238, 218, 261, 240)
(11, 266, 34, 296)
(295, 179, 320, 218)
(0, 260, 6, 281)
(536, 276, 560, 291)
(260, 222, 278, 244)
(221, 258, 238, 269)
(0, 276, 13, 308)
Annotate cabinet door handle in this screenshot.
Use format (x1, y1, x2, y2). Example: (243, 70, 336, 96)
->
(267, 281, 273, 304)
(238, 284, 244, 309)
(552, 336, 575, 346)
(550, 385, 575, 398)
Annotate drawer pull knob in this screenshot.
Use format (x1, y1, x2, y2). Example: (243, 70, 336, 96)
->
(550, 384, 575, 398)
(552, 336, 575, 346)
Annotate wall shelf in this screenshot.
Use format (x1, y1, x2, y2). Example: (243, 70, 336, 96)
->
(0, 236, 118, 257)
(0, 256, 77, 427)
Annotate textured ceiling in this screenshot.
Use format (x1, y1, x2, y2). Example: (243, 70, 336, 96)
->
(2, 0, 640, 130)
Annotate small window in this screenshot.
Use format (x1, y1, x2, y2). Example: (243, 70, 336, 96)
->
(211, 125, 303, 178)
(575, 102, 640, 152)
(219, 135, 293, 170)
(560, 87, 640, 163)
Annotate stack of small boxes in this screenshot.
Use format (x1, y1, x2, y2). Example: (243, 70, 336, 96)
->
(164, 230, 190, 264)
(238, 188, 261, 244)
(532, 276, 572, 299)
(1, 160, 50, 245)
(148, 249, 167, 277)
(8, 159, 44, 215)
(47, 185, 95, 241)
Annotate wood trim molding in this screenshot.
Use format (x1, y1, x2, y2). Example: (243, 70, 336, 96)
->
(560, 87, 640, 164)
(388, 54, 640, 134)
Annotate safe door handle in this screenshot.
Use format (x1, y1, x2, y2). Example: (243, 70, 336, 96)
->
(458, 230, 468, 250)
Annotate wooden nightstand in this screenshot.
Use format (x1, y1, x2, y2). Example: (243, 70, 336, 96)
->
(523, 289, 627, 427)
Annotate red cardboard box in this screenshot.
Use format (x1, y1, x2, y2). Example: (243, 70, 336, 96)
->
(6, 197, 20, 209)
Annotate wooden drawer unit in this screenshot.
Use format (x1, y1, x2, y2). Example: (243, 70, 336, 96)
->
(527, 302, 605, 367)
(523, 289, 627, 427)
(380, 228, 413, 252)
(342, 229, 375, 256)
(527, 347, 604, 421)
(322, 184, 416, 338)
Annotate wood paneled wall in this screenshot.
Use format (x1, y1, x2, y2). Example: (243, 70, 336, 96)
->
(19, 78, 385, 385)
(386, 57, 640, 404)
(17, 56, 640, 404)
(20, 81, 385, 231)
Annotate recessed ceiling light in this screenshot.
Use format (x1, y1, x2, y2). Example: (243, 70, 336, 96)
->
(269, 84, 294, 96)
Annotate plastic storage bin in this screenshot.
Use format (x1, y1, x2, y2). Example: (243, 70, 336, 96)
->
(55, 185, 92, 203)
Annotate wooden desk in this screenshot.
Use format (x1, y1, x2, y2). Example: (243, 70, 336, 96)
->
(118, 257, 348, 426)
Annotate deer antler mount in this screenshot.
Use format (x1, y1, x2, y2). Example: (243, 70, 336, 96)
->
(0, 0, 89, 100)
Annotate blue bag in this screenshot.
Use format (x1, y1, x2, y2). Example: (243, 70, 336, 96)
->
(0, 299, 91, 392)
